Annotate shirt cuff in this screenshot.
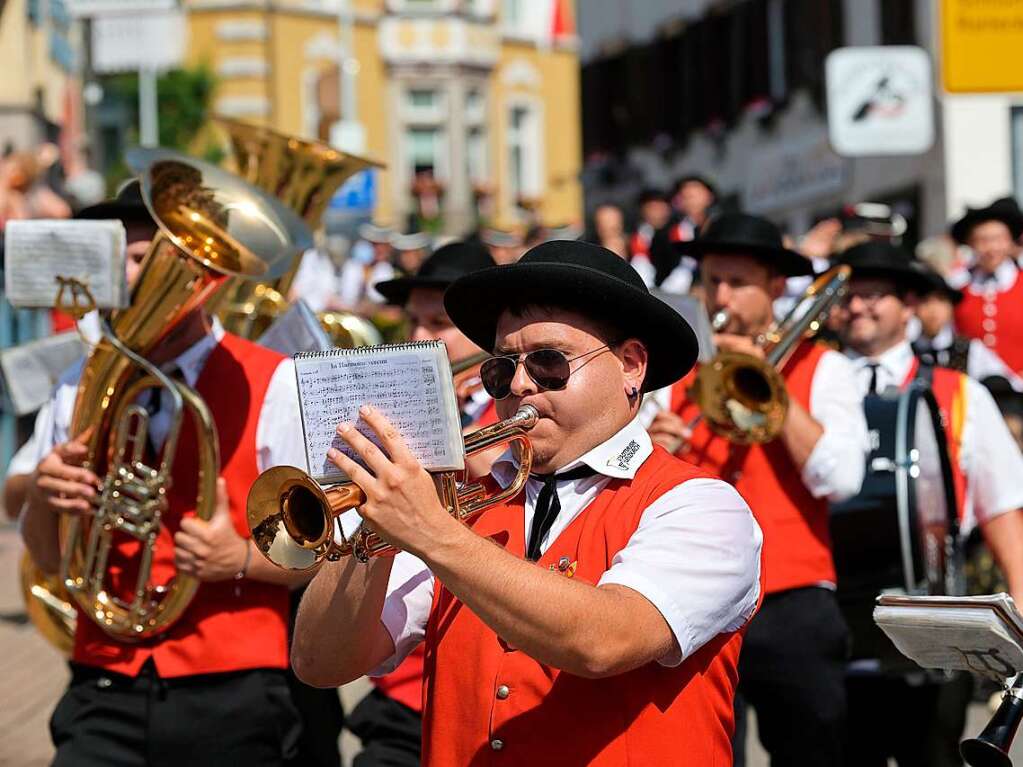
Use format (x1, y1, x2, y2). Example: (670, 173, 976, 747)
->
(800, 428, 864, 502)
(598, 567, 693, 668)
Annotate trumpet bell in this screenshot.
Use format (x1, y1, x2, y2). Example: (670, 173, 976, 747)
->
(248, 466, 367, 571)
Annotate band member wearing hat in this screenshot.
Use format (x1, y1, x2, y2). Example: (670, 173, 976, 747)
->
(649, 174, 719, 289)
(480, 219, 526, 264)
(949, 197, 1023, 375)
(832, 240, 1023, 764)
(647, 212, 869, 766)
(339, 222, 396, 311)
(345, 240, 499, 767)
(15, 187, 314, 766)
(911, 262, 1021, 387)
(293, 240, 763, 765)
(390, 231, 431, 277)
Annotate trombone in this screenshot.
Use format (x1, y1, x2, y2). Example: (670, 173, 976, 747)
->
(247, 405, 538, 568)
(686, 264, 851, 444)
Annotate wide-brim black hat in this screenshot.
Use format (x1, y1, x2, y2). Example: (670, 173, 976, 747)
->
(76, 180, 153, 225)
(834, 241, 935, 294)
(376, 239, 494, 306)
(444, 240, 698, 392)
(673, 212, 813, 277)
(917, 263, 964, 304)
(950, 197, 1023, 244)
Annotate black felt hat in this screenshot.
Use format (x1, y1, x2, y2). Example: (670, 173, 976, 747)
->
(376, 239, 495, 306)
(673, 212, 814, 277)
(75, 180, 153, 226)
(444, 239, 699, 391)
(950, 197, 1023, 244)
(834, 241, 935, 294)
(917, 263, 964, 304)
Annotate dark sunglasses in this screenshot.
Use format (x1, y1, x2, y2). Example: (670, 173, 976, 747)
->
(480, 345, 611, 400)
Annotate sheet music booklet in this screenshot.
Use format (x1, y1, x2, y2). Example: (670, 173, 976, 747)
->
(874, 593, 1023, 682)
(294, 341, 464, 484)
(257, 299, 333, 355)
(4, 219, 129, 310)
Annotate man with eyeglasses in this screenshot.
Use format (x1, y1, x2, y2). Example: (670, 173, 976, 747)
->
(646, 212, 869, 766)
(831, 240, 1023, 765)
(292, 240, 763, 765)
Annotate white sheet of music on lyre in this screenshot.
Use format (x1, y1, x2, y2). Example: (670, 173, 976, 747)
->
(3, 219, 128, 309)
(294, 340, 465, 484)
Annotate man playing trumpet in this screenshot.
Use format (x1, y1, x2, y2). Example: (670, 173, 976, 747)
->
(293, 240, 763, 764)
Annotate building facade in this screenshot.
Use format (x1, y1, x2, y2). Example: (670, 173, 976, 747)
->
(0, 0, 81, 151)
(185, 0, 582, 234)
(578, 0, 1022, 246)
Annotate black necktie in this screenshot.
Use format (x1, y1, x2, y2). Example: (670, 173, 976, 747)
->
(866, 363, 880, 395)
(526, 464, 599, 561)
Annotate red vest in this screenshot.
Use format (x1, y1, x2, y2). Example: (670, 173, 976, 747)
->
(670, 341, 833, 595)
(900, 359, 969, 522)
(72, 333, 291, 678)
(954, 269, 1023, 375)
(373, 394, 501, 712)
(421, 448, 746, 767)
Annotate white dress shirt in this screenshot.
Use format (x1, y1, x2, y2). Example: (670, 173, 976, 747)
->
(844, 340, 1023, 533)
(290, 248, 339, 314)
(338, 259, 395, 307)
(639, 348, 869, 503)
(8, 317, 306, 485)
(367, 415, 763, 675)
(949, 258, 1020, 294)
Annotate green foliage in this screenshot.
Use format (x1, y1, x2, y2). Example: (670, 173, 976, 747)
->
(106, 63, 219, 152)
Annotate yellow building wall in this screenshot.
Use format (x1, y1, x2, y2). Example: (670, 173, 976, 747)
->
(0, 0, 75, 124)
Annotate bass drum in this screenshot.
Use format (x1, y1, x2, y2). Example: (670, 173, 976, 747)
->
(830, 382, 963, 667)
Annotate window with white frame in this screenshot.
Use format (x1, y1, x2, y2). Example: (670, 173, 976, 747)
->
(507, 102, 540, 199)
(502, 0, 530, 35)
(407, 126, 445, 177)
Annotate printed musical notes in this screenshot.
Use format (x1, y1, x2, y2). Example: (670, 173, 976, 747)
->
(4, 219, 129, 309)
(294, 341, 465, 483)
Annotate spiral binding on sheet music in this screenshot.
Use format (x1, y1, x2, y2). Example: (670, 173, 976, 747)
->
(294, 339, 443, 361)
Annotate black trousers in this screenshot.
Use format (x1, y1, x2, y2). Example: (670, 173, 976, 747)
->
(286, 587, 344, 767)
(50, 660, 302, 767)
(733, 587, 850, 767)
(347, 688, 422, 767)
(845, 672, 972, 767)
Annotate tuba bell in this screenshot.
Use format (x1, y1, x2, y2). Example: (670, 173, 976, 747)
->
(212, 117, 383, 341)
(58, 148, 311, 640)
(687, 264, 850, 444)
(247, 405, 538, 568)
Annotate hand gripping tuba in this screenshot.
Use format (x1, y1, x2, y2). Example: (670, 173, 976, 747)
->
(687, 264, 850, 444)
(212, 116, 383, 340)
(59, 149, 311, 640)
(246, 405, 539, 569)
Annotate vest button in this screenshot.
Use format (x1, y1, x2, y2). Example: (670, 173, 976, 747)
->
(984, 302, 998, 316)
(985, 334, 997, 346)
(491, 738, 504, 751)
(983, 319, 997, 332)
(496, 684, 510, 699)
(96, 677, 112, 689)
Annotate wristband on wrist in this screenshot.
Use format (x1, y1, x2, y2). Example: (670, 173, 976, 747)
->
(235, 541, 252, 581)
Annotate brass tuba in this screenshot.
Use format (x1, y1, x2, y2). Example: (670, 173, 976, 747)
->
(688, 265, 851, 444)
(212, 117, 383, 341)
(247, 405, 538, 568)
(58, 148, 311, 640)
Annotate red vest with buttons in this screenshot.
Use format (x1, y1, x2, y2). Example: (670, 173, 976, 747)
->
(900, 359, 970, 522)
(670, 341, 832, 595)
(71, 332, 291, 678)
(421, 448, 747, 767)
(954, 269, 1023, 375)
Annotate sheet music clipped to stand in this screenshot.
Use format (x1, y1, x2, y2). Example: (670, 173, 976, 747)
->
(874, 593, 1023, 682)
(294, 340, 464, 484)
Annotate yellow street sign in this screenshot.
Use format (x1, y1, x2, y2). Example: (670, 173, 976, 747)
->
(942, 0, 1023, 93)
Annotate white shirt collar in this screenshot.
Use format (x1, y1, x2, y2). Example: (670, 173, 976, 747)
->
(492, 413, 654, 486)
(166, 316, 224, 388)
(971, 258, 1019, 292)
(843, 339, 915, 393)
